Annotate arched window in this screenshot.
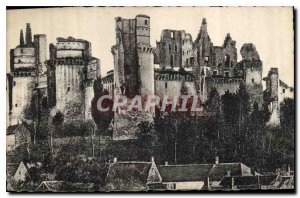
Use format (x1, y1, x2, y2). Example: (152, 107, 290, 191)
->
(170, 55, 174, 66)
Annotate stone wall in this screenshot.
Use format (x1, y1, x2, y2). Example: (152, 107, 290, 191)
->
(206, 77, 243, 97)
(9, 73, 36, 125)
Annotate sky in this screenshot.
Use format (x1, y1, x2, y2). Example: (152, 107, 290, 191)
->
(7, 7, 294, 87)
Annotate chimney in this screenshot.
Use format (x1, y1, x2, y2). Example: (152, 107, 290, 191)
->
(113, 157, 117, 163)
(226, 170, 231, 177)
(200, 18, 207, 33)
(165, 161, 168, 166)
(205, 177, 210, 190)
(25, 23, 32, 45)
(20, 29, 24, 46)
(215, 156, 219, 165)
(151, 156, 155, 163)
(231, 177, 235, 190)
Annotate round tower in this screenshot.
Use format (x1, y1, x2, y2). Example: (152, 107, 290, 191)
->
(135, 15, 150, 45)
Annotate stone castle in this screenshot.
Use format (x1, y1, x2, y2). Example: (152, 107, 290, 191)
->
(7, 17, 294, 138)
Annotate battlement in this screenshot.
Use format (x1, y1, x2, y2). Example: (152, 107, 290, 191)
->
(56, 36, 90, 44)
(206, 76, 244, 84)
(155, 69, 195, 82)
(53, 58, 88, 65)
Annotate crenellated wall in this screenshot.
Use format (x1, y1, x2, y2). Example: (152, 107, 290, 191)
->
(206, 77, 243, 96)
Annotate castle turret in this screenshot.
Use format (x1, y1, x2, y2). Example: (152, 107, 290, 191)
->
(25, 23, 32, 45)
(240, 43, 263, 109)
(20, 30, 24, 46)
(137, 43, 155, 108)
(135, 15, 150, 45)
(264, 68, 280, 127)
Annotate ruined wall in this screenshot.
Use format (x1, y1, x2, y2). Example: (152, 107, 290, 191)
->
(244, 61, 263, 108)
(193, 18, 214, 102)
(115, 17, 139, 96)
(102, 71, 114, 96)
(278, 79, 294, 105)
(211, 33, 237, 77)
(239, 44, 263, 108)
(181, 32, 193, 71)
(264, 68, 280, 127)
(156, 30, 183, 70)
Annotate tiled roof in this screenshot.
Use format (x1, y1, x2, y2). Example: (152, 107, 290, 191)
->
(209, 163, 244, 181)
(157, 164, 213, 182)
(105, 162, 152, 191)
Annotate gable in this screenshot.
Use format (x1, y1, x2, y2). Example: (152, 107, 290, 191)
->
(147, 162, 162, 183)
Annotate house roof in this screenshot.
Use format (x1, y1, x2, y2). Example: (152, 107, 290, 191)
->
(6, 125, 21, 135)
(209, 163, 248, 181)
(37, 181, 64, 192)
(6, 123, 32, 136)
(157, 164, 213, 182)
(37, 181, 97, 192)
(105, 162, 152, 191)
(6, 163, 19, 178)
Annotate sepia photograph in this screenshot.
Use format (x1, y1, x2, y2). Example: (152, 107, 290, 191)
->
(5, 6, 295, 192)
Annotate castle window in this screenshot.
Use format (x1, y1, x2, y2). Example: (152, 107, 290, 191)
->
(67, 86, 70, 92)
(204, 56, 209, 62)
(18, 59, 21, 63)
(144, 20, 148, 25)
(190, 57, 195, 66)
(183, 51, 185, 55)
(171, 32, 174, 39)
(13, 81, 16, 86)
(283, 89, 285, 93)
(186, 59, 189, 66)
(20, 49, 23, 53)
(165, 82, 168, 89)
(175, 45, 177, 52)
(252, 78, 254, 83)
(170, 55, 174, 67)
(169, 183, 176, 190)
(15, 104, 17, 107)
(213, 70, 218, 76)
(225, 54, 230, 67)
(224, 71, 229, 77)
(169, 44, 171, 52)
